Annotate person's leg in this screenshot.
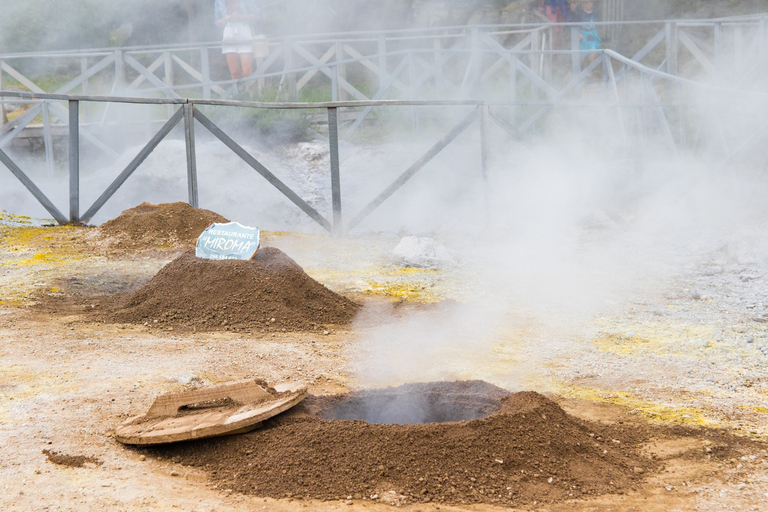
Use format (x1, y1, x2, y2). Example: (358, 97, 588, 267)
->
(226, 53, 242, 79)
(239, 52, 253, 78)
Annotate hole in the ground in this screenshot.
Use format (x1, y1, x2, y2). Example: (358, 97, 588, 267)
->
(317, 380, 510, 425)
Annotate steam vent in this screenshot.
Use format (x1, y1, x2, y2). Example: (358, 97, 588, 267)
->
(3, 1, 768, 509)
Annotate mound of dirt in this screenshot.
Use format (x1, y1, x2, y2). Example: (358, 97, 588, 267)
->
(150, 384, 658, 507)
(97, 202, 228, 250)
(42, 449, 102, 468)
(95, 247, 360, 332)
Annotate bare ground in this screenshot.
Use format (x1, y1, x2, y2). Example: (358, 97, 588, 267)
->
(2, 222, 768, 511)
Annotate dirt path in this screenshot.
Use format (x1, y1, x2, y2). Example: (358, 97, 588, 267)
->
(1, 219, 768, 511)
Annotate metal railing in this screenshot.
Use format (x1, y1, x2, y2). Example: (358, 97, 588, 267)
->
(2, 50, 767, 233)
(1, 15, 767, 232)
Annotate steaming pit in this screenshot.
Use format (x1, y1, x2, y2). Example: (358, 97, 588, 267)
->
(314, 380, 509, 424)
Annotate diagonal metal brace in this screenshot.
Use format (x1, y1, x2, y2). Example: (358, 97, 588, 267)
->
(192, 108, 333, 233)
(80, 107, 184, 224)
(0, 147, 67, 224)
(345, 108, 478, 233)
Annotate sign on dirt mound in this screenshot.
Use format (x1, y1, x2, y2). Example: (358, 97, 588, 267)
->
(196, 222, 260, 261)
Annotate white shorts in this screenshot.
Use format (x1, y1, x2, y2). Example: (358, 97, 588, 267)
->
(222, 22, 253, 54)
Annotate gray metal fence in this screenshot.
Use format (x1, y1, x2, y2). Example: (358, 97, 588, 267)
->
(1, 15, 767, 233)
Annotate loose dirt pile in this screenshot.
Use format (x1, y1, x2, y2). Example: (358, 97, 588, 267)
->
(96, 202, 228, 250)
(95, 247, 360, 332)
(42, 450, 103, 468)
(148, 383, 665, 507)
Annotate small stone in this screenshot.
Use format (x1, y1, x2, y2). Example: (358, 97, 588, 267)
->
(323, 330, 330, 335)
(346, 500, 353, 505)
(139, 455, 146, 461)
(634, 467, 644, 474)
(547, 477, 553, 483)
(747, 336, 755, 343)
(170, 470, 179, 477)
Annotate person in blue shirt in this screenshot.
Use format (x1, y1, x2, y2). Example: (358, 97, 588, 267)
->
(573, 0, 601, 64)
(215, 0, 260, 79)
(544, 0, 571, 24)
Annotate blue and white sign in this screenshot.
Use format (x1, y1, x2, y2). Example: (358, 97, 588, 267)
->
(195, 222, 260, 261)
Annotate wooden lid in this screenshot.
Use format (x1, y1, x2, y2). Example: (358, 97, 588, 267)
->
(115, 379, 307, 445)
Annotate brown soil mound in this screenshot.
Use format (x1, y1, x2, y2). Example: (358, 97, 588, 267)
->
(42, 449, 102, 468)
(148, 383, 658, 507)
(95, 247, 360, 332)
(97, 202, 228, 250)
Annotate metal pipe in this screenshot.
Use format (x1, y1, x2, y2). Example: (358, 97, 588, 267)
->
(68, 100, 80, 223)
(327, 107, 342, 234)
(183, 103, 199, 208)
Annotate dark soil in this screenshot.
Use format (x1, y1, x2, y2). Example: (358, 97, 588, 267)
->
(96, 202, 228, 250)
(94, 247, 360, 333)
(42, 449, 102, 468)
(147, 383, 664, 507)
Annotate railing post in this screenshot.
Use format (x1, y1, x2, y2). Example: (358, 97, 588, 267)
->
(472, 25, 481, 95)
(759, 16, 767, 74)
(331, 65, 339, 102)
(114, 49, 125, 91)
(509, 57, 517, 126)
(479, 103, 490, 228)
(714, 21, 722, 70)
(571, 26, 581, 98)
(665, 22, 678, 75)
(201, 47, 211, 99)
(0, 61, 5, 125)
(479, 104, 489, 182)
(335, 41, 348, 101)
(378, 35, 387, 93)
(327, 107, 342, 235)
(41, 101, 54, 179)
(734, 22, 745, 76)
(571, 26, 581, 77)
(183, 103, 199, 208)
(282, 38, 297, 99)
(80, 56, 90, 121)
(69, 99, 80, 223)
(164, 50, 175, 116)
